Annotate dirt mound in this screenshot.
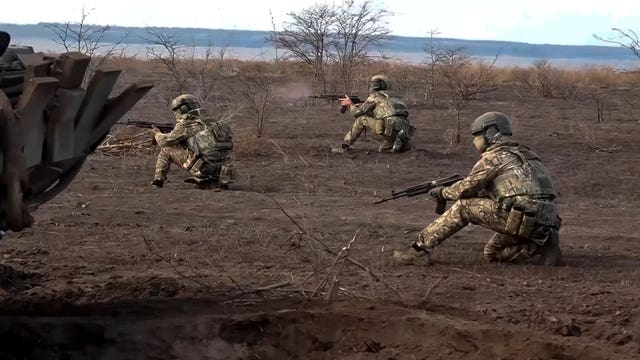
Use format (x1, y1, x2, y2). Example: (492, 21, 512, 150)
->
(0, 264, 39, 293)
(0, 298, 623, 360)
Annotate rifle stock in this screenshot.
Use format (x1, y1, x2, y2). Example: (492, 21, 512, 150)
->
(373, 174, 465, 214)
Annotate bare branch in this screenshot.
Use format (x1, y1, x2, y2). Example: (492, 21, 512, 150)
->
(594, 28, 640, 58)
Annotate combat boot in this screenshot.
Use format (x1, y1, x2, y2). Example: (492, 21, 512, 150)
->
(540, 230, 562, 266)
(151, 179, 164, 188)
(331, 143, 350, 154)
(392, 244, 431, 265)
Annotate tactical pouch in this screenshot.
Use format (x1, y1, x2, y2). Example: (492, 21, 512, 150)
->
(505, 204, 525, 235)
(182, 154, 198, 171)
(374, 118, 385, 135)
(518, 210, 537, 238)
(384, 117, 396, 136)
(219, 163, 235, 184)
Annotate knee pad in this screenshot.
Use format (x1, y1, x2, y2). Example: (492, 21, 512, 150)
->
(219, 163, 236, 184)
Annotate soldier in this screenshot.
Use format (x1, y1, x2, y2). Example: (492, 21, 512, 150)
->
(151, 94, 235, 190)
(392, 111, 562, 266)
(332, 74, 414, 153)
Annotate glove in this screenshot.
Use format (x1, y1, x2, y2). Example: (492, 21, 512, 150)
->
(428, 186, 445, 201)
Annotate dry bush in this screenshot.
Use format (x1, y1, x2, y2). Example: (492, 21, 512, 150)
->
(580, 65, 619, 88)
(438, 52, 498, 101)
(232, 128, 278, 161)
(515, 60, 579, 99)
(373, 62, 424, 104)
(230, 61, 282, 137)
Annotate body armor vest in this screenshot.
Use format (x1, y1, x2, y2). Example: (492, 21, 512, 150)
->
(486, 145, 555, 202)
(371, 91, 409, 119)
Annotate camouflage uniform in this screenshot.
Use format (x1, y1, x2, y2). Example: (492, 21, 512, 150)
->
(342, 75, 413, 153)
(393, 111, 562, 266)
(416, 139, 561, 262)
(154, 108, 235, 187)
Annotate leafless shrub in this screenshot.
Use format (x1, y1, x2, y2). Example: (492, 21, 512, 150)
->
(271, 0, 392, 93)
(269, 3, 337, 93)
(423, 28, 449, 104)
(442, 127, 459, 153)
(527, 59, 579, 99)
(231, 62, 281, 137)
(232, 128, 278, 160)
(438, 50, 499, 101)
(587, 88, 607, 123)
(43, 6, 127, 86)
(143, 27, 228, 104)
(435, 49, 498, 145)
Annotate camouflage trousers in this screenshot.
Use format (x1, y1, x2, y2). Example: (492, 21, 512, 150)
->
(417, 198, 540, 262)
(154, 146, 234, 185)
(344, 115, 413, 152)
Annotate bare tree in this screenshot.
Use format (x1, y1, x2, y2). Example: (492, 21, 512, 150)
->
(530, 59, 555, 98)
(331, 0, 393, 91)
(423, 28, 451, 105)
(231, 62, 280, 137)
(43, 6, 126, 85)
(143, 27, 227, 104)
(438, 49, 498, 101)
(594, 28, 640, 58)
(144, 27, 188, 97)
(437, 49, 499, 145)
(269, 3, 337, 93)
(184, 45, 228, 103)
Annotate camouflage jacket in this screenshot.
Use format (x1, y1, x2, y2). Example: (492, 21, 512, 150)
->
(442, 140, 555, 203)
(350, 91, 409, 119)
(154, 109, 233, 162)
(154, 114, 202, 148)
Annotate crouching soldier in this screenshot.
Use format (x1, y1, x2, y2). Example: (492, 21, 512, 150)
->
(333, 74, 414, 153)
(151, 94, 235, 190)
(392, 111, 562, 266)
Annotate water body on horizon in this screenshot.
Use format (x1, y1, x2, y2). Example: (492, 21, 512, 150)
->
(8, 37, 640, 70)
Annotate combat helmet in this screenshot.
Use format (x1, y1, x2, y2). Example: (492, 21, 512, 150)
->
(471, 111, 513, 137)
(370, 74, 390, 91)
(170, 94, 200, 114)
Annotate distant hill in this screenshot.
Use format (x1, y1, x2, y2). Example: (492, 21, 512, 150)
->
(2, 23, 638, 68)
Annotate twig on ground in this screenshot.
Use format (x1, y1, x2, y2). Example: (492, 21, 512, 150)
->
(312, 229, 361, 297)
(326, 277, 339, 300)
(339, 286, 373, 300)
(423, 275, 446, 301)
(261, 192, 404, 300)
(142, 235, 214, 290)
(240, 280, 292, 295)
(587, 143, 621, 153)
(441, 265, 482, 277)
(228, 276, 247, 294)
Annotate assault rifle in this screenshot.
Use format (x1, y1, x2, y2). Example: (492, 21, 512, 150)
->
(118, 119, 174, 133)
(373, 174, 465, 214)
(310, 94, 363, 114)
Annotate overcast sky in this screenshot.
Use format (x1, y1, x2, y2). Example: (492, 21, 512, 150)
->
(2, 0, 638, 45)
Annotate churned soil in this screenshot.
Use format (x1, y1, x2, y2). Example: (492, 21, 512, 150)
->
(1, 83, 639, 359)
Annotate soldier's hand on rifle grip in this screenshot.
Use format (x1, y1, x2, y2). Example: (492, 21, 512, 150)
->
(428, 186, 445, 201)
(429, 186, 448, 215)
(150, 124, 161, 133)
(339, 95, 352, 107)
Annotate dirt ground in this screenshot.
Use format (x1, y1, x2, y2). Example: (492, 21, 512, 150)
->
(1, 81, 640, 359)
